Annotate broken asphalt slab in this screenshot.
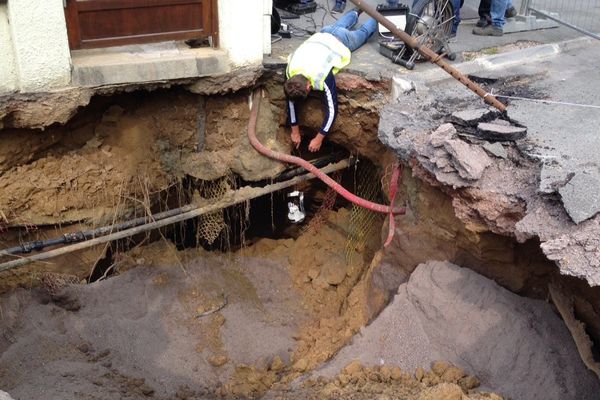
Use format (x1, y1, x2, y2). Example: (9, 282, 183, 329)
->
(380, 38, 600, 286)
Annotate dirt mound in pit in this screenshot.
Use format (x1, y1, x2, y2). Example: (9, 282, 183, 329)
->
(0, 247, 308, 399)
(265, 360, 500, 400)
(312, 261, 600, 400)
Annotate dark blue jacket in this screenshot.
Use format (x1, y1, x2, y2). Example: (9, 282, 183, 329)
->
(287, 70, 338, 136)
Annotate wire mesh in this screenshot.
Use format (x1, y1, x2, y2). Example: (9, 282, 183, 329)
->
(345, 162, 385, 265)
(195, 177, 230, 245)
(40, 272, 83, 296)
(527, 0, 600, 39)
(302, 171, 342, 234)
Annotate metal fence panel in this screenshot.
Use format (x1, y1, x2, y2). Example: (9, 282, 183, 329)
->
(524, 0, 600, 40)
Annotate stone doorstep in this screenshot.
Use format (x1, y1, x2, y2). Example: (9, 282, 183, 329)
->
(71, 43, 231, 87)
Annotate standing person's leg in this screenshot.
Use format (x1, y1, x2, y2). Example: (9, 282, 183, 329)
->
(473, 0, 506, 35)
(490, 0, 508, 28)
(387, 0, 400, 6)
(505, 0, 517, 17)
(477, 0, 492, 27)
(452, 0, 462, 36)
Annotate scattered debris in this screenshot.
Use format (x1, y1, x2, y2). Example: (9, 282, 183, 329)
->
(558, 172, 600, 224)
(476, 121, 527, 141)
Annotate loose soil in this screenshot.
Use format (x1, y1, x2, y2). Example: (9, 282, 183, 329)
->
(0, 209, 595, 399)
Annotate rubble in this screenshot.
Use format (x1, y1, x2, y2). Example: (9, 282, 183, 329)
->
(476, 121, 527, 141)
(558, 172, 600, 224)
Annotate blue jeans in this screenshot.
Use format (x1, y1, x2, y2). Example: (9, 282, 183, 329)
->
(321, 10, 377, 52)
(491, 0, 512, 28)
(387, 0, 400, 5)
(452, 0, 461, 33)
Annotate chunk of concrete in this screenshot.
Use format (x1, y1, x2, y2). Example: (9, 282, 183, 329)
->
(559, 172, 600, 224)
(476, 122, 527, 141)
(451, 108, 496, 126)
(430, 123, 456, 148)
(482, 142, 508, 159)
(443, 139, 493, 181)
(391, 76, 415, 101)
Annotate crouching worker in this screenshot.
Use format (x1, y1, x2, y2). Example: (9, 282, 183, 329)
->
(284, 8, 377, 152)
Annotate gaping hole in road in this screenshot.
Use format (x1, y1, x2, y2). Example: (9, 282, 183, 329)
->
(0, 76, 599, 400)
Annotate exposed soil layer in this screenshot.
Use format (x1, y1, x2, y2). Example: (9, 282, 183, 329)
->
(1, 209, 594, 400)
(1, 71, 600, 399)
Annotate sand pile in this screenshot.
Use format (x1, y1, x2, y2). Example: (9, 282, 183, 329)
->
(312, 261, 600, 400)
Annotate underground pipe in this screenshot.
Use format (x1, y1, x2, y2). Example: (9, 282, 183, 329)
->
(0, 159, 352, 273)
(0, 154, 353, 258)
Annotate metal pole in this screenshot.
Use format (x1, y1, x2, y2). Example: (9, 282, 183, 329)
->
(520, 0, 532, 16)
(348, 0, 507, 113)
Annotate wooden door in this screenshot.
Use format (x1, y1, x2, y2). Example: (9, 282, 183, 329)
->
(64, 0, 218, 50)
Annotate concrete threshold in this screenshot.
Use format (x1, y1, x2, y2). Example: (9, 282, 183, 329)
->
(71, 41, 231, 87)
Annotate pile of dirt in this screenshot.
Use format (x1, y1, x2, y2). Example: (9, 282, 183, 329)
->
(0, 206, 595, 399)
(312, 261, 600, 400)
(266, 360, 499, 400)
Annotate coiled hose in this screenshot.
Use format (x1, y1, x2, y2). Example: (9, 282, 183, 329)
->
(247, 91, 405, 217)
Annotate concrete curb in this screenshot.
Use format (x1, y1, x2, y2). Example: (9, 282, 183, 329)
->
(404, 36, 596, 84)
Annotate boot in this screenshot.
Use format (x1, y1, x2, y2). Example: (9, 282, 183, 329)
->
(332, 0, 346, 13)
(505, 6, 517, 18)
(476, 15, 491, 27)
(472, 24, 503, 36)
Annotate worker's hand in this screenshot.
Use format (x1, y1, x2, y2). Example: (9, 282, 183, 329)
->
(308, 133, 325, 153)
(291, 125, 301, 149)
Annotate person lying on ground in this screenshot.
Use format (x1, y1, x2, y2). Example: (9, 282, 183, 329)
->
(284, 8, 377, 152)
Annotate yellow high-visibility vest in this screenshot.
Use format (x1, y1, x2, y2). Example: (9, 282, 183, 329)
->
(286, 32, 351, 91)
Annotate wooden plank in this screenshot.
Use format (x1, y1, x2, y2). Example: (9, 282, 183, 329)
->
(78, 30, 207, 49)
(78, 4, 204, 40)
(64, 1, 82, 49)
(77, 0, 203, 12)
(210, 0, 219, 47)
(65, 0, 217, 50)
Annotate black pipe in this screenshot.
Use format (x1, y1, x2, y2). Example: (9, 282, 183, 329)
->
(0, 156, 355, 257)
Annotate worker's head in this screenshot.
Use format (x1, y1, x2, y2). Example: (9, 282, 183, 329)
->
(284, 75, 311, 101)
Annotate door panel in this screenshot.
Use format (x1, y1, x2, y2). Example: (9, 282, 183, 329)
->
(65, 0, 218, 50)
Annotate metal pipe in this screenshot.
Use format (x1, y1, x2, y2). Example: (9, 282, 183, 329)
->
(1, 154, 348, 257)
(0, 159, 352, 272)
(348, 0, 507, 113)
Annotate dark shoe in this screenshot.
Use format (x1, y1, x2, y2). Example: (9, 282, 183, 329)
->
(350, 7, 363, 16)
(476, 16, 491, 27)
(472, 24, 503, 36)
(505, 6, 517, 18)
(332, 1, 346, 13)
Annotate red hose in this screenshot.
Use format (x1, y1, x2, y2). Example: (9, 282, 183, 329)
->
(247, 91, 405, 216)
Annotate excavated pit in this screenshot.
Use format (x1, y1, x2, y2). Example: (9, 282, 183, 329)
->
(0, 72, 599, 400)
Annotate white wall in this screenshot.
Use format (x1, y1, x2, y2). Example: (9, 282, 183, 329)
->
(219, 0, 271, 65)
(7, 0, 72, 92)
(0, 4, 18, 93)
(0, 0, 270, 95)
